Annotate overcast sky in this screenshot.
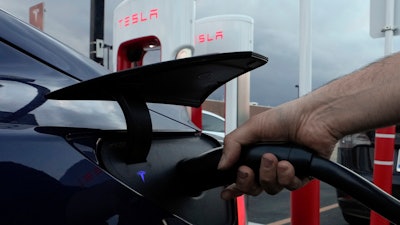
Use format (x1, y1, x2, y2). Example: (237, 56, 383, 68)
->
(1, 0, 399, 106)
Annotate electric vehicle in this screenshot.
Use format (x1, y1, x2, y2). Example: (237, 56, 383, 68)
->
(336, 128, 400, 224)
(0, 8, 186, 225)
(0, 8, 271, 225)
(4, 7, 400, 225)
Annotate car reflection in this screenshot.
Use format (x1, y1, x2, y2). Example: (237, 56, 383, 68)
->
(0, 161, 186, 225)
(0, 75, 49, 126)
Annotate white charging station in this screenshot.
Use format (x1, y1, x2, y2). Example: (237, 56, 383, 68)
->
(194, 15, 254, 225)
(113, 0, 195, 71)
(195, 15, 254, 133)
(112, 0, 197, 131)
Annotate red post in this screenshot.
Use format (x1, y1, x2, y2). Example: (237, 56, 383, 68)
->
(191, 107, 202, 128)
(236, 195, 247, 225)
(291, 179, 320, 225)
(370, 126, 395, 225)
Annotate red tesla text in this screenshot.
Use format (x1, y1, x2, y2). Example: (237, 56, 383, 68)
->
(196, 31, 224, 44)
(118, 8, 159, 28)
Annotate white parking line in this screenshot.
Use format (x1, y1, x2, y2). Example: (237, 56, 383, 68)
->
(248, 222, 267, 225)
(247, 203, 339, 225)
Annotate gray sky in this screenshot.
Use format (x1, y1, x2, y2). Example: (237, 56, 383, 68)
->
(1, 0, 399, 106)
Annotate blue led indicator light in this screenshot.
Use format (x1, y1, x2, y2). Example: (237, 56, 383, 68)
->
(137, 170, 146, 182)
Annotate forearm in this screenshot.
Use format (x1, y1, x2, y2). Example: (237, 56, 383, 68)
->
(302, 52, 400, 139)
(220, 52, 400, 165)
(218, 52, 400, 199)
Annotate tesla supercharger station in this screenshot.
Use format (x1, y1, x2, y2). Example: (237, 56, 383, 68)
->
(195, 15, 253, 135)
(194, 15, 254, 225)
(112, 0, 197, 137)
(113, 0, 195, 71)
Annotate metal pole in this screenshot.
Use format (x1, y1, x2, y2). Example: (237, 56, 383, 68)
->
(298, 0, 312, 97)
(89, 0, 104, 65)
(384, 0, 395, 56)
(291, 1, 320, 224)
(371, 0, 395, 224)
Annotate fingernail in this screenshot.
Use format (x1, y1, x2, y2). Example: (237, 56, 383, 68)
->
(221, 190, 233, 200)
(262, 157, 273, 168)
(277, 163, 289, 172)
(217, 155, 226, 169)
(238, 170, 248, 179)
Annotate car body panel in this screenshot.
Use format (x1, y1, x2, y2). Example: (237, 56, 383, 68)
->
(0, 127, 183, 225)
(0, 9, 185, 225)
(0, 8, 268, 225)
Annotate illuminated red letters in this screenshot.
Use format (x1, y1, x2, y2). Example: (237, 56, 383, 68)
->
(118, 8, 159, 28)
(196, 31, 224, 44)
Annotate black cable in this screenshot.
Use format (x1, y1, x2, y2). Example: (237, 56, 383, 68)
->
(177, 143, 400, 224)
(310, 156, 400, 224)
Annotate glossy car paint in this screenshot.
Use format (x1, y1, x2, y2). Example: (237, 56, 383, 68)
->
(0, 9, 223, 225)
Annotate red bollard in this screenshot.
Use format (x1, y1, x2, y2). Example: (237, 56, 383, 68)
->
(191, 107, 202, 129)
(370, 126, 396, 225)
(291, 179, 320, 225)
(236, 195, 247, 225)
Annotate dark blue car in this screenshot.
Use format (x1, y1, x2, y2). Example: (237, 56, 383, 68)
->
(0, 9, 268, 225)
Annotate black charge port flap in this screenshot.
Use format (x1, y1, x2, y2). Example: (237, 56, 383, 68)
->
(46, 51, 268, 107)
(45, 51, 268, 164)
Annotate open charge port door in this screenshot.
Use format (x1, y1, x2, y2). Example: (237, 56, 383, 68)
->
(97, 132, 236, 225)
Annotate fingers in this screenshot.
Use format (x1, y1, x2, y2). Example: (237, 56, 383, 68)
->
(235, 166, 263, 196)
(276, 161, 304, 191)
(218, 115, 266, 170)
(221, 153, 310, 200)
(259, 153, 283, 195)
(259, 153, 306, 194)
(217, 138, 242, 170)
(221, 166, 262, 200)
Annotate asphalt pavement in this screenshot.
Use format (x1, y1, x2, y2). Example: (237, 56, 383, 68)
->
(246, 181, 349, 225)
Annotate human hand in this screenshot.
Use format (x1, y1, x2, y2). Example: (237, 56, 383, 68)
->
(217, 100, 339, 199)
(220, 152, 317, 200)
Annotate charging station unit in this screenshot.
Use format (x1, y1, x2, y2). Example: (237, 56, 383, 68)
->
(195, 15, 254, 139)
(112, 2, 256, 224)
(112, 0, 196, 127)
(194, 15, 255, 225)
(113, 0, 200, 128)
(113, 0, 195, 71)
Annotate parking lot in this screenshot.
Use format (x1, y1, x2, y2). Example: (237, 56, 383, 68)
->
(247, 181, 348, 225)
